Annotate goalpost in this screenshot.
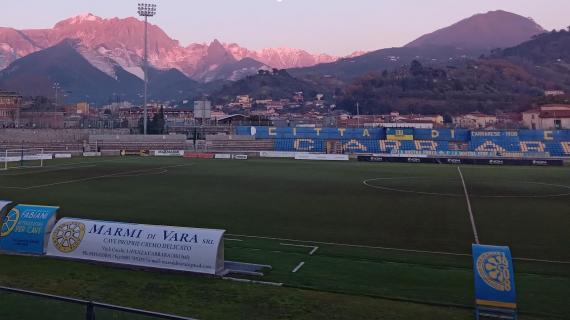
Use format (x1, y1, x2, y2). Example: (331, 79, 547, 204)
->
(1, 148, 49, 171)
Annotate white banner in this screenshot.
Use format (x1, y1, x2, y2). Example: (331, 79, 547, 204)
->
(0, 155, 52, 162)
(259, 151, 310, 158)
(294, 154, 349, 161)
(214, 154, 232, 159)
(232, 154, 248, 160)
(153, 150, 184, 157)
(54, 154, 72, 159)
(47, 218, 226, 275)
(83, 152, 102, 157)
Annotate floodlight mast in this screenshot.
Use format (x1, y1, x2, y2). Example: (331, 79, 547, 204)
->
(137, 3, 156, 135)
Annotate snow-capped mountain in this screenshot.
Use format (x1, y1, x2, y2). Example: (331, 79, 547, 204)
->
(0, 13, 346, 82)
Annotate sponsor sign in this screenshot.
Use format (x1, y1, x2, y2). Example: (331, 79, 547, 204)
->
(54, 153, 72, 159)
(359, 155, 564, 167)
(154, 150, 184, 157)
(259, 151, 310, 158)
(531, 160, 548, 166)
(121, 150, 150, 156)
(83, 152, 102, 157)
(446, 158, 462, 164)
(0, 205, 58, 255)
(25, 154, 53, 161)
(183, 152, 215, 159)
(232, 154, 248, 160)
(472, 244, 517, 315)
(47, 218, 226, 275)
(489, 160, 504, 165)
(214, 154, 232, 159)
(0, 155, 52, 162)
(295, 153, 349, 161)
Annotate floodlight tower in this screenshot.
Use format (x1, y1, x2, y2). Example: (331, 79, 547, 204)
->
(137, 3, 156, 135)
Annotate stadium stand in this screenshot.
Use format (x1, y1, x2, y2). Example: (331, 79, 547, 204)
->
(206, 139, 274, 151)
(237, 127, 570, 157)
(88, 134, 187, 152)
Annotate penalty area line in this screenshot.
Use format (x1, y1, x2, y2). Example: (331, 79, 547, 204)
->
(292, 261, 305, 273)
(222, 277, 283, 287)
(227, 233, 570, 264)
(280, 243, 319, 255)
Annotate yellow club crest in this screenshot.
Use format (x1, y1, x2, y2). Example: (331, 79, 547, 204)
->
(52, 221, 86, 253)
(477, 251, 512, 292)
(1, 208, 20, 237)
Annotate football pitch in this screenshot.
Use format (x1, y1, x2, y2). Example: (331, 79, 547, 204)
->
(0, 157, 569, 320)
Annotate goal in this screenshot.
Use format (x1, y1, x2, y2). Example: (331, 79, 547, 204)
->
(1, 148, 49, 171)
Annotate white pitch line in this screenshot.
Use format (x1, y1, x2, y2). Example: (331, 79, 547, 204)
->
(0, 164, 189, 190)
(280, 243, 314, 248)
(224, 238, 243, 242)
(292, 261, 305, 273)
(229, 233, 471, 257)
(457, 166, 480, 244)
(0, 164, 97, 177)
(227, 233, 570, 264)
(363, 177, 570, 199)
(222, 277, 283, 286)
(281, 243, 319, 255)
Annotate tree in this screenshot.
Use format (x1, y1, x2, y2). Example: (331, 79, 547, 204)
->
(150, 106, 166, 134)
(410, 60, 424, 76)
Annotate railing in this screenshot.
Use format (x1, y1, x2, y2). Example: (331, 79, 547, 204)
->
(0, 286, 196, 320)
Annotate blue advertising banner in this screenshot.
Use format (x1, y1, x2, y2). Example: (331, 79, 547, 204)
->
(0, 205, 58, 255)
(472, 244, 517, 312)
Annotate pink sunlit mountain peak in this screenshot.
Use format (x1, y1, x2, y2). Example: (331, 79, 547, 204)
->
(0, 14, 356, 81)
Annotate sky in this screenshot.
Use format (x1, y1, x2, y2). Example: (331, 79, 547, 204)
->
(2, 0, 569, 56)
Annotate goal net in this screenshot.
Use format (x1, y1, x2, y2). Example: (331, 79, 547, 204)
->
(1, 148, 50, 171)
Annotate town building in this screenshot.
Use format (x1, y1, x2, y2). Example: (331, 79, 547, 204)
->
(452, 112, 498, 129)
(544, 90, 565, 97)
(522, 104, 570, 130)
(0, 91, 22, 128)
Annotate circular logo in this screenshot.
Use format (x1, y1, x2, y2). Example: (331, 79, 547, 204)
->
(52, 221, 86, 253)
(477, 252, 512, 292)
(1, 208, 20, 237)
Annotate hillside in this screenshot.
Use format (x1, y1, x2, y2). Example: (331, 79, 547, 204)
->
(406, 10, 544, 51)
(291, 10, 545, 81)
(491, 29, 570, 90)
(335, 30, 570, 116)
(0, 40, 203, 104)
(212, 69, 331, 103)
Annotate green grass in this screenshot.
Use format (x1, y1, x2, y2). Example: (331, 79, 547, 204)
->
(0, 157, 568, 319)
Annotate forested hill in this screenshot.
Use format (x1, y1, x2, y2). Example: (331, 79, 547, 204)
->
(335, 30, 570, 116)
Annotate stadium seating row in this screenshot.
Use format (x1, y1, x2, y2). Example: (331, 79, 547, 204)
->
(237, 126, 570, 143)
(272, 139, 570, 156)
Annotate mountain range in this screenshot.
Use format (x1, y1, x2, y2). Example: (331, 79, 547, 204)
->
(0, 13, 344, 82)
(0, 10, 553, 105)
(291, 10, 545, 80)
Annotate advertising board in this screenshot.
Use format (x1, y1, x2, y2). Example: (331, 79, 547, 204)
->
(154, 150, 184, 157)
(0, 205, 58, 255)
(47, 218, 226, 275)
(294, 154, 349, 161)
